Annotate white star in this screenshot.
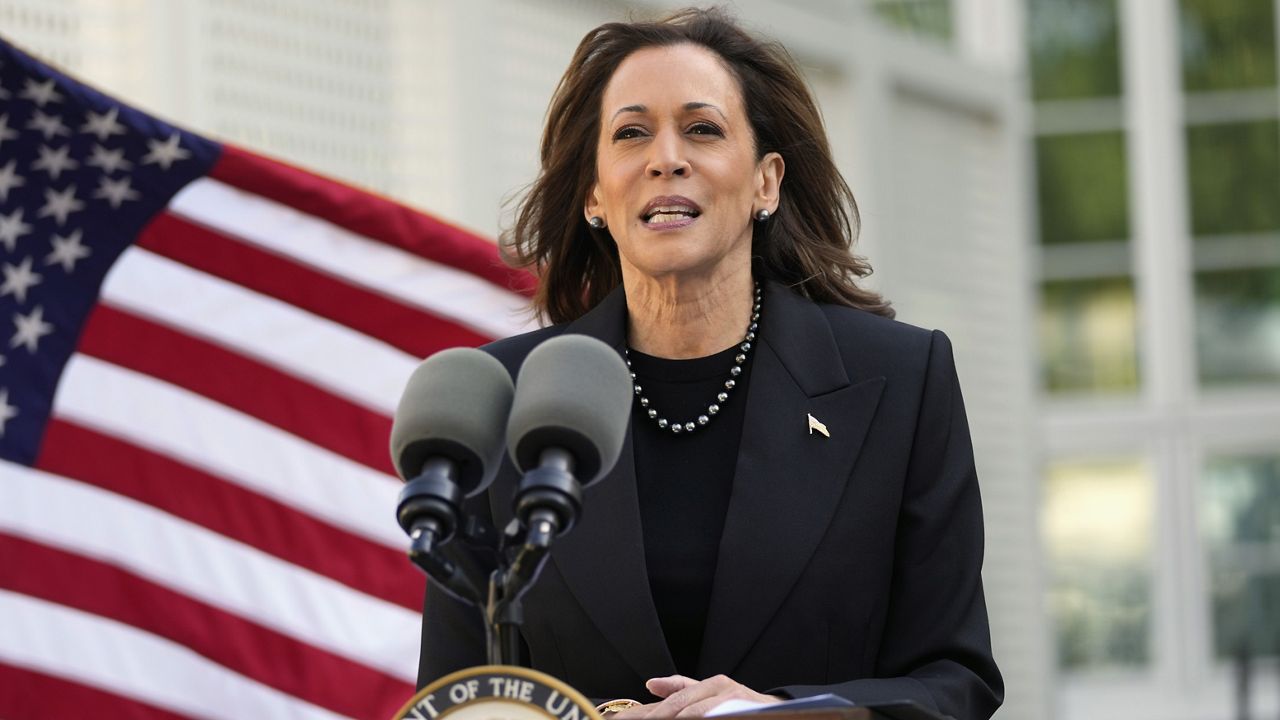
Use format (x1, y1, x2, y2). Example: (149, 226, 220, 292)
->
(0, 160, 25, 202)
(32, 144, 79, 180)
(19, 77, 64, 107)
(0, 388, 17, 438)
(93, 176, 141, 209)
(11, 305, 53, 353)
(85, 144, 132, 174)
(0, 256, 43, 304)
(81, 107, 127, 141)
(0, 209, 33, 252)
(0, 113, 18, 149)
(46, 229, 91, 273)
(26, 110, 71, 140)
(38, 185, 85, 226)
(142, 133, 191, 170)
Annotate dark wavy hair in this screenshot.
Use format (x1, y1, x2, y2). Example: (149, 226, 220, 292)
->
(503, 6, 893, 324)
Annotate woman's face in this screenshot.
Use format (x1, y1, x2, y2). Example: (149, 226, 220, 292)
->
(587, 43, 783, 284)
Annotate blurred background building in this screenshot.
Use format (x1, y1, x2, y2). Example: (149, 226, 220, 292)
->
(0, 0, 1276, 718)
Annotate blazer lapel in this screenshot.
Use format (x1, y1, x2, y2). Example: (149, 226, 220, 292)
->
(697, 282, 886, 678)
(544, 287, 678, 681)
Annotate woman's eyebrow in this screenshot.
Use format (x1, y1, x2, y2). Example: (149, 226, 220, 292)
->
(610, 102, 728, 123)
(683, 102, 727, 121)
(611, 104, 647, 122)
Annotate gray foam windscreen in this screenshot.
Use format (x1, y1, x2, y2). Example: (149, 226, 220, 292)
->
(390, 347, 515, 494)
(507, 334, 633, 485)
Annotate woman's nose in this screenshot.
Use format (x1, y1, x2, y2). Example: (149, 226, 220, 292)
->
(645, 130, 690, 178)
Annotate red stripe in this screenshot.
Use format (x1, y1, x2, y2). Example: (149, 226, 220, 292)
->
(0, 660, 193, 720)
(209, 144, 537, 297)
(35, 418, 424, 611)
(138, 212, 495, 359)
(0, 534, 414, 718)
(78, 303, 397, 476)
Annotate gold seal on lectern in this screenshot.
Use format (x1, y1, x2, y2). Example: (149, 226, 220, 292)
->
(391, 665, 604, 720)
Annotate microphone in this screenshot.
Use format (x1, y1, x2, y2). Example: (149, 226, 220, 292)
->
(389, 348, 514, 592)
(506, 334, 632, 548)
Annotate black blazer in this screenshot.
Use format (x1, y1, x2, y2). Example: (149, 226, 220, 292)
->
(418, 281, 1003, 720)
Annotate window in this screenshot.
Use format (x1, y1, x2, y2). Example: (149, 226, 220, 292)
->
(1028, 0, 1123, 100)
(1202, 454, 1280, 659)
(1029, 0, 1136, 396)
(1044, 459, 1153, 669)
(1185, 120, 1280, 237)
(1180, 0, 1277, 91)
(1037, 131, 1130, 245)
(1040, 278, 1139, 392)
(1195, 268, 1280, 385)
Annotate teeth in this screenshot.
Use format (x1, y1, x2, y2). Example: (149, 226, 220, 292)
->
(647, 212, 693, 224)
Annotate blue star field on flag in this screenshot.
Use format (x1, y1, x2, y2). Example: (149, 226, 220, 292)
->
(0, 40, 219, 465)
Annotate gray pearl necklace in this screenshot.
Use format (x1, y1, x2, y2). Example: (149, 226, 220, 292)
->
(626, 282, 761, 436)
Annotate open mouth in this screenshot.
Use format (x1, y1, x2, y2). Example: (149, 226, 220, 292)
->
(640, 196, 703, 225)
(643, 207, 701, 224)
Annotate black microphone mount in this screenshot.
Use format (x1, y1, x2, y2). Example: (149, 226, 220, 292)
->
(514, 447, 582, 548)
(485, 447, 586, 663)
(396, 459, 485, 607)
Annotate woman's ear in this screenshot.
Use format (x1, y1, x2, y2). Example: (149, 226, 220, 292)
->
(585, 182, 604, 225)
(756, 152, 785, 212)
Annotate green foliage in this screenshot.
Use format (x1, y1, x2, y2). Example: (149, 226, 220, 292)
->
(1037, 132, 1130, 244)
(873, 0, 953, 41)
(1181, 0, 1278, 91)
(1195, 267, 1280, 384)
(1186, 121, 1280, 236)
(1039, 277, 1139, 393)
(1203, 456, 1280, 657)
(1028, 0, 1123, 100)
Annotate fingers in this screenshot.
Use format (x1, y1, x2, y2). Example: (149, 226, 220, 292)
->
(645, 674, 698, 699)
(642, 675, 734, 717)
(637, 675, 784, 718)
(673, 696, 732, 718)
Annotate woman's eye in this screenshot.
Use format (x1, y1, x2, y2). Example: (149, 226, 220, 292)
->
(689, 122, 723, 136)
(612, 127, 645, 141)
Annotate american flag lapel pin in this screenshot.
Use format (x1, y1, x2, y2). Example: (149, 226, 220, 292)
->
(807, 413, 829, 438)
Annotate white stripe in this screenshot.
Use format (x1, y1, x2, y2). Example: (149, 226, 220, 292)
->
(0, 464, 419, 683)
(169, 177, 535, 339)
(52, 353, 405, 550)
(0, 594, 346, 720)
(0, 589, 350, 720)
(100, 246, 417, 415)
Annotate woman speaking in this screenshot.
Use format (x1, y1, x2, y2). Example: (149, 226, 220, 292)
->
(418, 8, 1003, 720)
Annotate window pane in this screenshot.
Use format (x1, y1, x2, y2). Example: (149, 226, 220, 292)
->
(1180, 0, 1277, 91)
(873, 0, 952, 41)
(1028, 0, 1123, 100)
(1037, 132, 1129, 245)
(1186, 120, 1280, 236)
(1195, 267, 1280, 385)
(1202, 455, 1280, 658)
(1040, 277, 1139, 393)
(1045, 460, 1153, 670)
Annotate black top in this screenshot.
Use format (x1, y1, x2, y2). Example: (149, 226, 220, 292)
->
(627, 343, 754, 675)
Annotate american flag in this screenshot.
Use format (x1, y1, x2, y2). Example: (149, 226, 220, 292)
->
(0, 36, 535, 719)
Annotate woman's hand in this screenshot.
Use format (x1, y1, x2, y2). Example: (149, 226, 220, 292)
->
(612, 674, 782, 718)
